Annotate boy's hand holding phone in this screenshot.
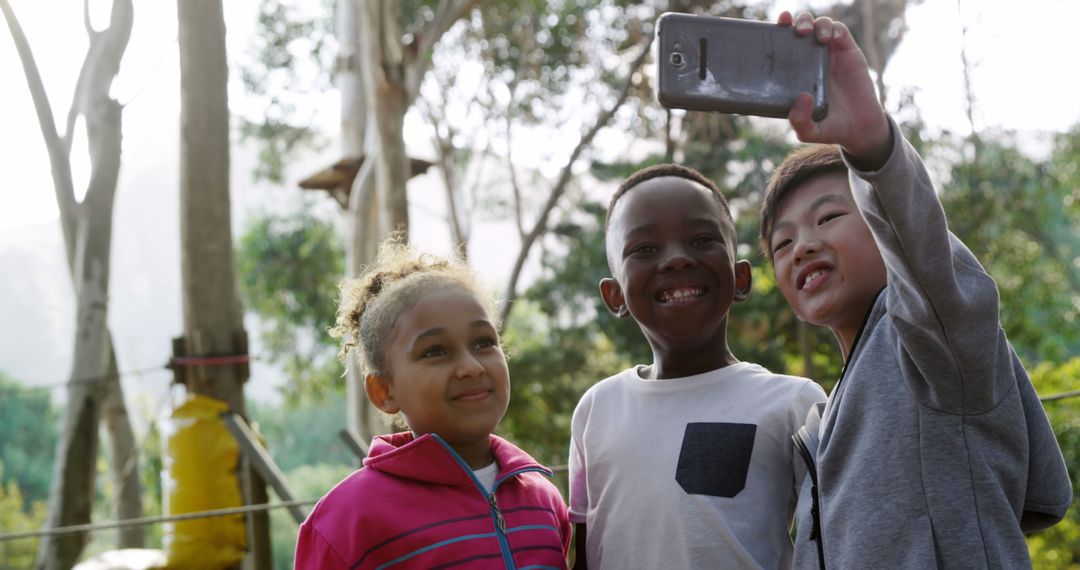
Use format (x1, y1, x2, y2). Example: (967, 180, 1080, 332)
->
(657, 13, 829, 120)
(780, 11, 892, 170)
(655, 11, 892, 169)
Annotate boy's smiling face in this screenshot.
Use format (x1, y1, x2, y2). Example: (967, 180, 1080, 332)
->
(602, 176, 751, 366)
(769, 172, 886, 350)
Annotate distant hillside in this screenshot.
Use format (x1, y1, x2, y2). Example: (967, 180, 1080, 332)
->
(0, 222, 73, 390)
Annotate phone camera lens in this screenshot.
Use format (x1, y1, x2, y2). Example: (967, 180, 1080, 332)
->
(670, 52, 685, 67)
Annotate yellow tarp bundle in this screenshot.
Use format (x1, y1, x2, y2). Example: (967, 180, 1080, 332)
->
(160, 394, 246, 569)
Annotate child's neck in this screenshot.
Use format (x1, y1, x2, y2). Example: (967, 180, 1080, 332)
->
(452, 437, 495, 470)
(644, 346, 740, 380)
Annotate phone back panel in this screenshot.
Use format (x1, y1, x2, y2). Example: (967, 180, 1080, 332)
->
(657, 13, 828, 120)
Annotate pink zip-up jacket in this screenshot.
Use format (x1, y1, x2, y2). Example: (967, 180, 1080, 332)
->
(294, 432, 571, 569)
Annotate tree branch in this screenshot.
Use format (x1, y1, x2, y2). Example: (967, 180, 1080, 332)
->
(419, 93, 469, 249)
(1, 0, 78, 265)
(406, 0, 476, 103)
(503, 20, 531, 241)
(505, 115, 526, 241)
(498, 37, 653, 325)
(377, 0, 404, 85)
(82, 0, 92, 35)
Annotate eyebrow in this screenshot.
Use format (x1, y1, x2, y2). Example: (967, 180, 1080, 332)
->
(807, 193, 850, 212)
(771, 193, 851, 237)
(410, 320, 496, 348)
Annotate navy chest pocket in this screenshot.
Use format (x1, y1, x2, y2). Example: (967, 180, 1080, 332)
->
(675, 422, 757, 498)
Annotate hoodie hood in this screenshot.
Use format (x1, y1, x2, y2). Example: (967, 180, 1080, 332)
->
(363, 432, 551, 487)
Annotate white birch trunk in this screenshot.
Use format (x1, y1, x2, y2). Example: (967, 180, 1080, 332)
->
(338, 0, 383, 445)
(343, 0, 474, 440)
(2, 0, 140, 566)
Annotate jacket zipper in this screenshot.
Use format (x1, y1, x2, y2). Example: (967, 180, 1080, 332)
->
(793, 430, 826, 570)
(486, 467, 550, 568)
(431, 434, 551, 569)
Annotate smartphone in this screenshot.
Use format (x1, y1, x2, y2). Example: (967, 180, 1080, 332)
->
(656, 13, 828, 120)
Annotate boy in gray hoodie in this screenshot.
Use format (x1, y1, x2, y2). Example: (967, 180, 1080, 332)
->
(758, 10, 1073, 569)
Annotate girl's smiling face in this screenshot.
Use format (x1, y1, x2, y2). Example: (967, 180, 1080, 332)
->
(367, 284, 510, 468)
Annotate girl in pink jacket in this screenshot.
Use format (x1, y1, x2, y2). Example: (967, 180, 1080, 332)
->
(295, 238, 571, 570)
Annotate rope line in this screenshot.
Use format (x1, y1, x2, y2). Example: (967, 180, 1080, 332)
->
(0, 499, 320, 543)
(0, 354, 261, 397)
(1041, 389, 1080, 403)
(0, 467, 571, 543)
(0, 366, 171, 397)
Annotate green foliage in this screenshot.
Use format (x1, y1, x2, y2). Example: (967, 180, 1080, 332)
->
(248, 397, 353, 474)
(501, 300, 639, 474)
(496, 201, 642, 474)
(939, 131, 1080, 362)
(139, 419, 164, 549)
(236, 207, 345, 402)
(269, 463, 355, 570)
(247, 396, 357, 570)
(0, 462, 47, 569)
(523, 202, 651, 363)
(1026, 357, 1080, 567)
(0, 371, 58, 507)
(239, 0, 335, 184)
(470, 0, 607, 105)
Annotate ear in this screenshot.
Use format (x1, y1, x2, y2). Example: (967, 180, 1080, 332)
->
(365, 374, 399, 414)
(599, 278, 630, 319)
(733, 260, 753, 303)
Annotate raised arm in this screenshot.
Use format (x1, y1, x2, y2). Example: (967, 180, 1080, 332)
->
(782, 11, 1009, 413)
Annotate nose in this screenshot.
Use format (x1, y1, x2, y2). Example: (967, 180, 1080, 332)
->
(455, 352, 485, 378)
(659, 245, 696, 272)
(793, 231, 822, 265)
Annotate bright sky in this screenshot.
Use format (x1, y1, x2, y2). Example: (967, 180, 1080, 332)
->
(2, 0, 1079, 232)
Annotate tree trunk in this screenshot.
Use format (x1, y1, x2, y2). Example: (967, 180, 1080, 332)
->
(176, 1, 268, 567)
(344, 0, 475, 440)
(101, 336, 144, 549)
(345, 154, 389, 444)
(859, 0, 887, 106)
(2, 0, 139, 566)
(356, 0, 409, 236)
(38, 96, 123, 569)
(337, 0, 367, 158)
(339, 0, 384, 446)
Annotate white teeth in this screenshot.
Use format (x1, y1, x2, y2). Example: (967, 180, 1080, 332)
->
(661, 287, 703, 302)
(802, 270, 824, 288)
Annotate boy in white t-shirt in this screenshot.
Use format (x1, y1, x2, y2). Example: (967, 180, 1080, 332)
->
(568, 163, 826, 569)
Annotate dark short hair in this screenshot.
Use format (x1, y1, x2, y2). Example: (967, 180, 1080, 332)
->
(758, 145, 847, 260)
(605, 163, 735, 241)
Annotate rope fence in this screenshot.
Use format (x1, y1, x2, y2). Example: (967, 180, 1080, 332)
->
(0, 354, 260, 398)
(1041, 389, 1080, 403)
(0, 499, 320, 543)
(0, 464, 573, 544)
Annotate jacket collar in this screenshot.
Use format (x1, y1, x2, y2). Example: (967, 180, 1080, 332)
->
(363, 432, 550, 487)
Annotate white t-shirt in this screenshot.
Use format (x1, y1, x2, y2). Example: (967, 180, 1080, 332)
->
(473, 461, 498, 493)
(569, 362, 826, 569)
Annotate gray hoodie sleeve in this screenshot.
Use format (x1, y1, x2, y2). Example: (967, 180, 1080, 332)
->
(842, 117, 1011, 414)
(843, 117, 1072, 526)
